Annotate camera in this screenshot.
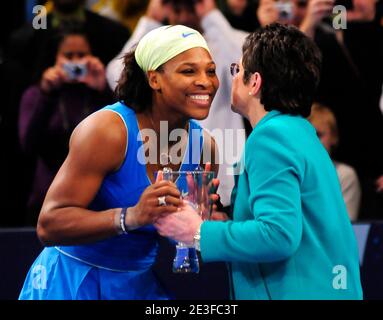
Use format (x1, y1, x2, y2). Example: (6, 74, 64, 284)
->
(275, 0, 294, 21)
(63, 62, 87, 80)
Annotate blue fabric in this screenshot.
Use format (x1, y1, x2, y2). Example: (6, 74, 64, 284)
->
(19, 102, 204, 300)
(18, 247, 169, 300)
(201, 111, 363, 299)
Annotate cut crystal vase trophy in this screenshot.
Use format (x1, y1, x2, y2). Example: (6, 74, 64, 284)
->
(162, 167, 215, 273)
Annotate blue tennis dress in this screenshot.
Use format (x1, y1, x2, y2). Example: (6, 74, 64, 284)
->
(19, 102, 204, 300)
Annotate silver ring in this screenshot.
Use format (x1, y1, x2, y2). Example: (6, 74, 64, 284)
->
(158, 196, 166, 206)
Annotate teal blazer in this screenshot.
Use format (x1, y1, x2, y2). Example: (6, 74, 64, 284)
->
(201, 111, 363, 300)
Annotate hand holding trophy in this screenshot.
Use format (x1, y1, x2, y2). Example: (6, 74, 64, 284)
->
(156, 165, 216, 273)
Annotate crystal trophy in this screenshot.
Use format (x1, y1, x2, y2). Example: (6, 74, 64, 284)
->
(162, 167, 215, 273)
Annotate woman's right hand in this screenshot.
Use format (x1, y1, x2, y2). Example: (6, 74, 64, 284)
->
(40, 57, 69, 93)
(40, 66, 66, 93)
(125, 172, 183, 229)
(300, 0, 334, 38)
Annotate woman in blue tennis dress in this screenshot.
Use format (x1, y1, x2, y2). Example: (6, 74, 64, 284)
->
(19, 25, 219, 300)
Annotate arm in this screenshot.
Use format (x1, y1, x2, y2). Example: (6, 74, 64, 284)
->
(154, 133, 222, 237)
(299, 0, 335, 39)
(37, 110, 182, 246)
(201, 126, 304, 263)
(156, 126, 304, 262)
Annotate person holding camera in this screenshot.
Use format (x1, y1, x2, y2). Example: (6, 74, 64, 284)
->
(256, 0, 335, 38)
(257, 0, 383, 221)
(18, 30, 113, 225)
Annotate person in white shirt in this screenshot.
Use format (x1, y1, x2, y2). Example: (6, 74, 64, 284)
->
(106, 0, 247, 209)
(308, 103, 361, 221)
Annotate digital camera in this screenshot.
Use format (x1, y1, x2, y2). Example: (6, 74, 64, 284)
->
(275, 0, 294, 21)
(63, 62, 87, 80)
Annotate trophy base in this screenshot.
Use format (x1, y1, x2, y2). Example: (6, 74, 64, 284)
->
(172, 246, 199, 274)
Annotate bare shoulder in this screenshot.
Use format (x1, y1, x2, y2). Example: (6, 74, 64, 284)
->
(69, 109, 128, 173)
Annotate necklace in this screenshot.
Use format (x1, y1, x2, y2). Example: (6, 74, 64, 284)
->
(148, 111, 157, 132)
(147, 111, 173, 166)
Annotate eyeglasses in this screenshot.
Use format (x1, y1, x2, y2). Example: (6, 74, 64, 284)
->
(230, 63, 240, 77)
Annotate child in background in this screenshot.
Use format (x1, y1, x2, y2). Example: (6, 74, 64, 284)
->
(308, 103, 361, 221)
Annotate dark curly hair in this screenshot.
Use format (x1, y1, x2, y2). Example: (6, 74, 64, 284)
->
(115, 50, 163, 112)
(162, 0, 197, 12)
(242, 23, 322, 118)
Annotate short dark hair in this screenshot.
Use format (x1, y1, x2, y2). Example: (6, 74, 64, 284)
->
(242, 23, 322, 117)
(34, 25, 90, 82)
(115, 50, 164, 112)
(162, 0, 197, 12)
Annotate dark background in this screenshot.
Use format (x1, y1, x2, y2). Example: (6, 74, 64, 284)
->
(1, 223, 382, 300)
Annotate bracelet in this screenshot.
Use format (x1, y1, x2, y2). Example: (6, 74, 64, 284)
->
(119, 207, 129, 235)
(193, 226, 201, 251)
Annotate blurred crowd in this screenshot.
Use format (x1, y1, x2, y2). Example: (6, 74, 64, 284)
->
(0, 0, 382, 227)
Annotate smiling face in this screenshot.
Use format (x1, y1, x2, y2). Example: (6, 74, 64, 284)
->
(150, 47, 219, 120)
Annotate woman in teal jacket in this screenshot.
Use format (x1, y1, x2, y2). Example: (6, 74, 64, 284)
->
(156, 23, 363, 300)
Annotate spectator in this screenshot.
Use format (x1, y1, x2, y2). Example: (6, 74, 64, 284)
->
(340, 0, 383, 219)
(257, 0, 383, 219)
(18, 30, 113, 225)
(8, 0, 130, 87)
(380, 84, 383, 114)
(92, 0, 149, 33)
(217, 0, 260, 32)
(1, 0, 130, 227)
(376, 175, 383, 193)
(308, 103, 361, 221)
(107, 0, 247, 212)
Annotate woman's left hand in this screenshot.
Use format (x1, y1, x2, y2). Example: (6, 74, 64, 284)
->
(78, 56, 107, 92)
(155, 201, 202, 245)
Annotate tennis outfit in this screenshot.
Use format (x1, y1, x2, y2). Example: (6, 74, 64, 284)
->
(19, 102, 204, 300)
